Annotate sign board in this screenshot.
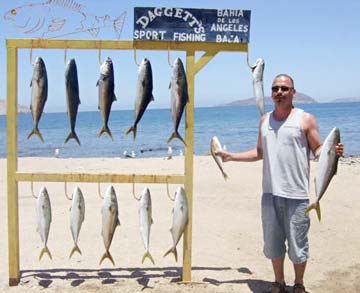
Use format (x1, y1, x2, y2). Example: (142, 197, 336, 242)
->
(134, 7, 251, 43)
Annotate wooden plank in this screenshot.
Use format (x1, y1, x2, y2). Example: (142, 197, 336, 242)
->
(15, 172, 185, 184)
(194, 48, 218, 74)
(7, 46, 20, 286)
(6, 39, 248, 53)
(182, 49, 195, 282)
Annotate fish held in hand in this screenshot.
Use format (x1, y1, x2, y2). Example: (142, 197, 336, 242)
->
(100, 185, 120, 266)
(126, 58, 154, 141)
(305, 127, 341, 221)
(69, 186, 85, 259)
(64, 58, 81, 145)
(36, 186, 52, 261)
(28, 57, 48, 143)
(97, 57, 117, 141)
(139, 187, 155, 264)
(163, 186, 188, 262)
(211, 136, 229, 180)
(167, 58, 188, 145)
(250, 58, 265, 116)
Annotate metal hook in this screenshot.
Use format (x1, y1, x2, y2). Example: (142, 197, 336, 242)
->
(64, 180, 72, 200)
(98, 41, 103, 65)
(246, 51, 254, 69)
(132, 174, 141, 200)
(31, 180, 37, 198)
(98, 181, 104, 199)
(64, 47, 67, 64)
(30, 41, 34, 66)
(166, 176, 175, 201)
(167, 45, 173, 67)
(133, 46, 141, 66)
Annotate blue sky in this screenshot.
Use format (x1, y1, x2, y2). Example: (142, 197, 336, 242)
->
(1, 0, 359, 112)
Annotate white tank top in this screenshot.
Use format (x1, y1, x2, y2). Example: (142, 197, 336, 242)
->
(261, 108, 310, 199)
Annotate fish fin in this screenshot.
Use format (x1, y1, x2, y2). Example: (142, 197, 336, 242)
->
(99, 250, 115, 266)
(125, 126, 137, 141)
(96, 80, 99, 87)
(168, 82, 171, 89)
(39, 246, 52, 261)
(27, 128, 45, 143)
(142, 251, 155, 265)
(151, 95, 155, 101)
(69, 245, 82, 259)
(304, 202, 321, 221)
(64, 131, 81, 146)
(151, 218, 154, 224)
(116, 218, 121, 226)
(98, 126, 114, 141)
(113, 94, 117, 101)
(167, 132, 186, 146)
(163, 247, 177, 262)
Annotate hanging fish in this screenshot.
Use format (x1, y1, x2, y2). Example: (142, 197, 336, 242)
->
(36, 186, 52, 261)
(126, 58, 154, 141)
(139, 187, 155, 264)
(97, 57, 116, 140)
(167, 58, 189, 145)
(100, 185, 120, 266)
(69, 186, 85, 258)
(64, 58, 81, 145)
(27, 57, 48, 143)
(250, 58, 265, 116)
(163, 186, 188, 262)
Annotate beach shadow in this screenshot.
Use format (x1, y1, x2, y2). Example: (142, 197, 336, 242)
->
(203, 277, 272, 293)
(20, 266, 254, 290)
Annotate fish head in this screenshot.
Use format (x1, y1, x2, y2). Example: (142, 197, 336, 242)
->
(211, 136, 222, 152)
(140, 187, 151, 207)
(252, 58, 265, 77)
(65, 58, 77, 75)
(100, 57, 113, 76)
(172, 58, 186, 79)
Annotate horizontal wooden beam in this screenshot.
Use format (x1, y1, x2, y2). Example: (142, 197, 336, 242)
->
(15, 172, 185, 184)
(6, 39, 248, 53)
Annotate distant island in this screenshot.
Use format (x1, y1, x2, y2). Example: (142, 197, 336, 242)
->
(0, 100, 30, 115)
(220, 93, 360, 107)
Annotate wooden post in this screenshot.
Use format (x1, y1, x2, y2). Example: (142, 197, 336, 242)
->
(182, 49, 195, 282)
(6, 44, 20, 286)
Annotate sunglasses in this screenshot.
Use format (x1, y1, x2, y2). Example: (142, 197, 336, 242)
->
(271, 86, 293, 92)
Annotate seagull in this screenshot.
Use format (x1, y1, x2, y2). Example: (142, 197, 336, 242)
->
(54, 148, 60, 158)
(167, 146, 173, 160)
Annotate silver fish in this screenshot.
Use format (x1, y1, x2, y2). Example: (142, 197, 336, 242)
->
(27, 56, 48, 143)
(305, 127, 341, 221)
(100, 185, 120, 266)
(139, 187, 155, 264)
(211, 136, 229, 180)
(69, 186, 85, 259)
(126, 58, 154, 141)
(96, 57, 117, 140)
(167, 57, 189, 145)
(164, 186, 188, 262)
(64, 58, 81, 145)
(36, 186, 52, 261)
(250, 58, 265, 116)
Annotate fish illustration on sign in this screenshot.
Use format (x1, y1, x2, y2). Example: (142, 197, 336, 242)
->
(3, 0, 126, 39)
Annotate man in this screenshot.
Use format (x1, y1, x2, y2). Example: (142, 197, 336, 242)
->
(216, 74, 344, 293)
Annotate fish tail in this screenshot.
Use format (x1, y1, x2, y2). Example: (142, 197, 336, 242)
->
(98, 126, 114, 141)
(141, 251, 155, 265)
(69, 244, 82, 259)
(27, 127, 45, 143)
(64, 131, 81, 146)
(99, 250, 116, 266)
(304, 202, 321, 221)
(125, 125, 137, 141)
(222, 171, 229, 181)
(167, 132, 186, 146)
(163, 247, 178, 262)
(39, 246, 52, 261)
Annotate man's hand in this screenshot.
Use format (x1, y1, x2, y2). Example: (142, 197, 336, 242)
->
(214, 150, 232, 162)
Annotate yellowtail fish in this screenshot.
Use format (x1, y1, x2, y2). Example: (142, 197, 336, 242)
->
(211, 136, 229, 180)
(69, 186, 85, 258)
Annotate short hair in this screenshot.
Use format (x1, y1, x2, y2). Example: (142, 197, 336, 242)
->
(274, 74, 295, 88)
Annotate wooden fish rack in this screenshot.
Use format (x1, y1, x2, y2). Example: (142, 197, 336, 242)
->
(6, 38, 248, 286)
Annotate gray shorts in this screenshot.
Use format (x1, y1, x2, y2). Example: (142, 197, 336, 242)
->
(261, 193, 310, 264)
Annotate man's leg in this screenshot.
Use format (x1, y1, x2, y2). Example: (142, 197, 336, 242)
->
(272, 255, 285, 284)
(294, 261, 306, 285)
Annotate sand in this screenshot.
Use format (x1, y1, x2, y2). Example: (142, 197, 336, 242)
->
(0, 156, 359, 292)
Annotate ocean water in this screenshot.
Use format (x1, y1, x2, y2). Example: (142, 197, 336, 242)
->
(0, 102, 359, 158)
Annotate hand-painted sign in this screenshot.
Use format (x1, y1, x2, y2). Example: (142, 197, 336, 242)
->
(134, 7, 251, 43)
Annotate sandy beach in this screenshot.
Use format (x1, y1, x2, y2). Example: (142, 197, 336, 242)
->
(0, 156, 359, 292)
